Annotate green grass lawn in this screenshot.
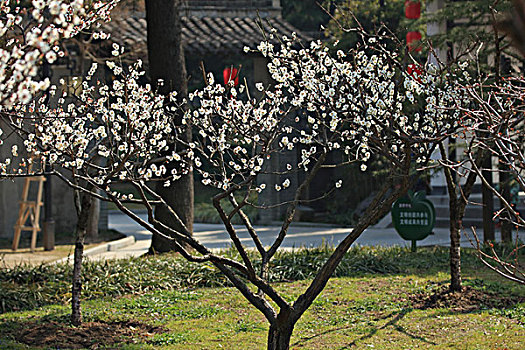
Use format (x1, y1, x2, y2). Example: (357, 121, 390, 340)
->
(0, 246, 524, 349)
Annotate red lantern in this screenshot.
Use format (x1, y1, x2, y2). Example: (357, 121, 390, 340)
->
(405, 1, 421, 19)
(223, 66, 239, 87)
(406, 31, 422, 52)
(407, 64, 423, 82)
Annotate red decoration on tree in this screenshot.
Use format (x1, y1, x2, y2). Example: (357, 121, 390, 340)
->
(407, 64, 423, 82)
(223, 66, 239, 86)
(405, 1, 421, 19)
(406, 31, 422, 52)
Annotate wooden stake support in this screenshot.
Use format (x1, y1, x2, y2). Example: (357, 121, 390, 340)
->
(12, 175, 46, 252)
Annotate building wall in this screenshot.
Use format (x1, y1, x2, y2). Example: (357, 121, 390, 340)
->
(0, 119, 23, 238)
(0, 64, 108, 241)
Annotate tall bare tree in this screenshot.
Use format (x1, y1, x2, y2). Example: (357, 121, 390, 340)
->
(145, 0, 194, 252)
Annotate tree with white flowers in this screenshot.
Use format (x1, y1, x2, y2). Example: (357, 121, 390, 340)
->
(0, 0, 120, 326)
(1, 23, 471, 348)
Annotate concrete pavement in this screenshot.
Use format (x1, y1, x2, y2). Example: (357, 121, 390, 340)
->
(69, 211, 525, 261)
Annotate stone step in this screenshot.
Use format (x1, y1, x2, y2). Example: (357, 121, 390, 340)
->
(435, 205, 525, 217)
(433, 204, 481, 218)
(434, 217, 486, 228)
(427, 194, 524, 206)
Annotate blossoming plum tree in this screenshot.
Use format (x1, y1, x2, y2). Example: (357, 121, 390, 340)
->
(1, 28, 468, 348)
(0, 0, 120, 326)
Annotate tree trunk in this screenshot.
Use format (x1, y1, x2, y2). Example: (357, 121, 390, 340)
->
(499, 164, 512, 242)
(151, 173, 194, 253)
(482, 155, 495, 242)
(145, 0, 194, 253)
(267, 315, 295, 350)
(86, 196, 99, 243)
(71, 190, 93, 326)
(440, 142, 464, 293)
(446, 178, 461, 292)
(449, 214, 462, 292)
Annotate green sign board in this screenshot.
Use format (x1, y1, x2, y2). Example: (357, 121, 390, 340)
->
(391, 191, 435, 250)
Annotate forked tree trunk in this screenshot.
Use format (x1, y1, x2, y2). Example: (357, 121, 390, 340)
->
(441, 143, 480, 293)
(71, 190, 93, 326)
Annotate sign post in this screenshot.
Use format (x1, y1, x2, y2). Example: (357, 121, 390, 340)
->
(391, 191, 435, 251)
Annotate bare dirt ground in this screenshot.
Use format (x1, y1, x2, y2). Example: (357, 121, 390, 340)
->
(409, 285, 525, 312)
(7, 320, 166, 349)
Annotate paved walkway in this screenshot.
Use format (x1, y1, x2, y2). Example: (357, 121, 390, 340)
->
(72, 211, 524, 261)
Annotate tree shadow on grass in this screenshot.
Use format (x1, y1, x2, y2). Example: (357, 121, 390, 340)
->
(291, 308, 436, 349)
(291, 281, 525, 349)
(339, 308, 437, 348)
(291, 325, 357, 348)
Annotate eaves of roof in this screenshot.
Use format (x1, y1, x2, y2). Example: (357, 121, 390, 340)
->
(102, 12, 313, 58)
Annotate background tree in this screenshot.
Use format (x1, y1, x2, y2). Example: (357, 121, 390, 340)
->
(451, 75, 525, 285)
(438, 127, 486, 291)
(325, 0, 409, 50)
(281, 0, 331, 33)
(427, 0, 516, 244)
(446, 0, 525, 285)
(145, 0, 194, 253)
(425, 0, 513, 62)
(416, 0, 519, 292)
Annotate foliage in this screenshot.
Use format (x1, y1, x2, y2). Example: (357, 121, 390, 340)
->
(1, 245, 516, 314)
(0, 252, 227, 313)
(325, 0, 411, 50)
(424, 0, 514, 69)
(281, 0, 330, 32)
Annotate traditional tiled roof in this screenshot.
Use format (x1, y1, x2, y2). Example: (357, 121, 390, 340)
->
(185, 1, 274, 9)
(103, 12, 312, 58)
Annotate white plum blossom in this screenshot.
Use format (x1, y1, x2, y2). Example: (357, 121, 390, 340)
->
(1, 59, 180, 183)
(0, 0, 119, 108)
(162, 37, 469, 200)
